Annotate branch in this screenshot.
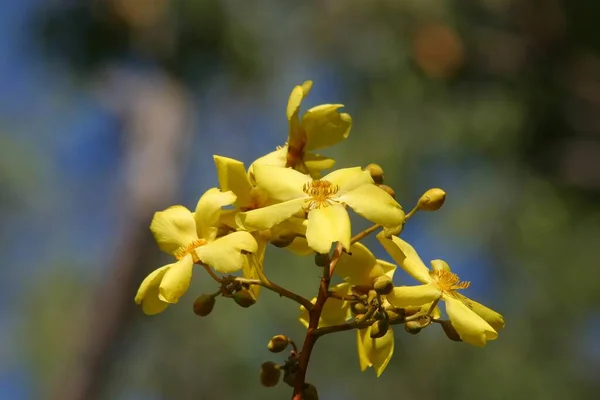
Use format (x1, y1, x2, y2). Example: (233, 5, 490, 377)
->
(235, 277, 313, 311)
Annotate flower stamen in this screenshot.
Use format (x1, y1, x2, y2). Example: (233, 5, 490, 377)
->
(174, 239, 208, 262)
(303, 180, 340, 210)
(430, 269, 470, 293)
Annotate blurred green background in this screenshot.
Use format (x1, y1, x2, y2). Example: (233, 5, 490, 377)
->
(1, 0, 599, 399)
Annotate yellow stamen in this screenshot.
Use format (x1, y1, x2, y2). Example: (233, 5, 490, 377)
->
(430, 269, 470, 292)
(174, 239, 207, 262)
(303, 180, 339, 209)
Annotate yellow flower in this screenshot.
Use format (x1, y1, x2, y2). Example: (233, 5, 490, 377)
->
(377, 233, 505, 347)
(249, 80, 351, 178)
(356, 325, 395, 377)
(335, 242, 396, 287)
(299, 283, 352, 328)
(134, 189, 258, 315)
(237, 165, 405, 254)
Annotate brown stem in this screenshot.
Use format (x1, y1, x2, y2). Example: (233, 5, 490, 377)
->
(235, 277, 313, 311)
(202, 264, 223, 283)
(291, 243, 343, 400)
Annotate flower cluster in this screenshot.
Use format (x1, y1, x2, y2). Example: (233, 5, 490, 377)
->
(135, 81, 504, 397)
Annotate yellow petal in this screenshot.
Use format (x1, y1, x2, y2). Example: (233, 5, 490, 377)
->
(306, 204, 351, 254)
(322, 167, 373, 193)
(431, 259, 451, 272)
(357, 326, 395, 377)
(376, 234, 432, 284)
(455, 293, 505, 331)
(158, 255, 195, 304)
(386, 283, 441, 308)
(377, 259, 397, 281)
(248, 147, 288, 183)
(299, 299, 315, 329)
(444, 296, 498, 347)
(302, 104, 352, 151)
(242, 235, 268, 299)
(252, 164, 310, 202)
(335, 242, 378, 285)
(341, 185, 405, 228)
(303, 152, 336, 178)
(286, 81, 312, 121)
(321, 283, 352, 326)
(196, 231, 258, 273)
(213, 155, 253, 207)
(236, 198, 306, 231)
(194, 188, 236, 241)
(135, 265, 170, 315)
(284, 237, 313, 256)
(150, 206, 198, 255)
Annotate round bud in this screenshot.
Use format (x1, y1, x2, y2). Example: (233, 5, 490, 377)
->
(417, 188, 446, 211)
(233, 289, 257, 308)
(314, 253, 331, 267)
(373, 275, 394, 295)
(378, 184, 396, 199)
(268, 335, 290, 353)
(364, 163, 384, 184)
(302, 383, 319, 400)
(350, 302, 367, 315)
(405, 320, 423, 335)
(260, 362, 281, 387)
(370, 319, 390, 339)
(271, 235, 295, 248)
(193, 294, 216, 317)
(440, 320, 462, 342)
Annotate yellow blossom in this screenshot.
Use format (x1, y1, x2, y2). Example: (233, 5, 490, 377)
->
(249, 81, 351, 178)
(334, 242, 396, 287)
(356, 325, 395, 377)
(237, 165, 405, 254)
(377, 233, 505, 346)
(134, 189, 258, 315)
(299, 283, 352, 328)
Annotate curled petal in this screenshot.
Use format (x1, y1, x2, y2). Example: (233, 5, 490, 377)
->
(335, 242, 378, 285)
(159, 256, 195, 304)
(302, 104, 352, 151)
(377, 234, 432, 284)
(323, 167, 373, 193)
(386, 283, 441, 308)
(306, 204, 351, 254)
(196, 231, 258, 273)
(252, 164, 310, 202)
(194, 188, 236, 241)
(150, 206, 198, 255)
(213, 155, 253, 207)
(236, 198, 306, 231)
(341, 185, 405, 228)
(377, 259, 397, 281)
(444, 296, 498, 347)
(357, 326, 395, 377)
(455, 293, 505, 331)
(286, 81, 312, 121)
(135, 265, 170, 315)
(303, 152, 336, 178)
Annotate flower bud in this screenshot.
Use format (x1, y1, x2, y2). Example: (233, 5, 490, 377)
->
(314, 253, 331, 267)
(271, 235, 295, 248)
(193, 294, 216, 317)
(233, 289, 257, 308)
(260, 362, 281, 387)
(417, 188, 446, 211)
(302, 383, 319, 400)
(267, 335, 290, 353)
(350, 302, 367, 315)
(370, 319, 390, 339)
(373, 275, 394, 295)
(378, 184, 396, 199)
(405, 320, 423, 335)
(385, 306, 405, 321)
(440, 320, 462, 342)
(364, 163, 384, 184)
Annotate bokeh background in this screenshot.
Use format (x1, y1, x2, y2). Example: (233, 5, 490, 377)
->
(1, 0, 600, 399)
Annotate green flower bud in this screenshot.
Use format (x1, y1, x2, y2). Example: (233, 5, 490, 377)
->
(378, 184, 396, 199)
(364, 163, 384, 184)
(370, 319, 390, 339)
(193, 294, 216, 317)
(268, 335, 290, 353)
(373, 275, 394, 295)
(302, 383, 319, 400)
(405, 319, 423, 335)
(350, 302, 367, 315)
(314, 253, 331, 267)
(417, 188, 446, 211)
(440, 320, 462, 342)
(233, 289, 257, 308)
(260, 362, 281, 387)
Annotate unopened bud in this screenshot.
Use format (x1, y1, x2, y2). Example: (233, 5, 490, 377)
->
(364, 163, 384, 184)
(417, 188, 446, 211)
(378, 184, 396, 199)
(302, 383, 319, 400)
(350, 302, 367, 315)
(193, 294, 216, 317)
(370, 319, 390, 339)
(267, 335, 290, 353)
(405, 320, 423, 335)
(440, 320, 462, 342)
(373, 275, 394, 295)
(271, 235, 295, 248)
(385, 306, 405, 321)
(260, 362, 281, 387)
(233, 289, 257, 308)
(314, 253, 330, 267)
